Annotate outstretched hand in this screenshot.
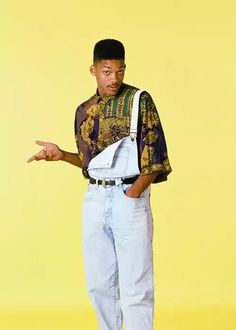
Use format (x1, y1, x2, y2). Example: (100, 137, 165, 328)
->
(27, 140, 64, 163)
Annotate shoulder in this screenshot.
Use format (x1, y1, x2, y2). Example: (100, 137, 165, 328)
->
(118, 83, 139, 98)
(140, 90, 154, 104)
(74, 94, 98, 126)
(123, 84, 154, 103)
(75, 95, 97, 112)
(117, 83, 152, 107)
(139, 91, 158, 114)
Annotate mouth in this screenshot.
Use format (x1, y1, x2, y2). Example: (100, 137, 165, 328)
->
(108, 84, 119, 91)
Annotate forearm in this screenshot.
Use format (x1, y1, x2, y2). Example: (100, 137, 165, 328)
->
(126, 172, 157, 198)
(60, 150, 82, 168)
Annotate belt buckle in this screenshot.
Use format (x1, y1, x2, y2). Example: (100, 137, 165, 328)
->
(102, 179, 106, 188)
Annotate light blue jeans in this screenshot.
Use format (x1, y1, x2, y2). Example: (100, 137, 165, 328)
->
(82, 182, 154, 329)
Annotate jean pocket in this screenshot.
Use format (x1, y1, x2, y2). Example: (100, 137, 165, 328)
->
(120, 184, 144, 201)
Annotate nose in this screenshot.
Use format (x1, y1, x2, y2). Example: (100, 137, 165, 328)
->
(110, 72, 118, 84)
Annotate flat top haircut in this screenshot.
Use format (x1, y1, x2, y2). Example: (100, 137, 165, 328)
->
(93, 39, 125, 63)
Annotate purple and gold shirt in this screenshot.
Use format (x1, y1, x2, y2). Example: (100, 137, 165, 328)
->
(74, 83, 172, 183)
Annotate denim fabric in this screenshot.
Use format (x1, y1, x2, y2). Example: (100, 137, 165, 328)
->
(87, 133, 140, 180)
(82, 183, 154, 330)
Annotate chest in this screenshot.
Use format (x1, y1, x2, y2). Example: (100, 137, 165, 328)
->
(83, 99, 132, 149)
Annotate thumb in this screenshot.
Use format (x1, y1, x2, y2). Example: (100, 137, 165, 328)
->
(35, 140, 47, 147)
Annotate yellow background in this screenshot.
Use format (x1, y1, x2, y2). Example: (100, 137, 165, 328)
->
(1, 0, 236, 329)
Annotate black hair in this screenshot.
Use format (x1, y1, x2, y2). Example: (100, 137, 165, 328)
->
(93, 39, 125, 62)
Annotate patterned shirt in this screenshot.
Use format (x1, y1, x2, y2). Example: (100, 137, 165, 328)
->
(74, 83, 172, 183)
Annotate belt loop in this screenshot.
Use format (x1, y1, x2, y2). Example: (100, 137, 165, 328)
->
(130, 131, 137, 141)
(115, 178, 122, 186)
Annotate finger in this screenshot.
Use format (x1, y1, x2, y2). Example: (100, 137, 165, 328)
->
(35, 140, 47, 147)
(48, 148, 53, 159)
(42, 149, 47, 159)
(35, 150, 46, 161)
(27, 148, 47, 163)
(45, 147, 52, 158)
(27, 155, 36, 163)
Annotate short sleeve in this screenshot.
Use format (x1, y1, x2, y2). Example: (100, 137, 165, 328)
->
(139, 92, 172, 183)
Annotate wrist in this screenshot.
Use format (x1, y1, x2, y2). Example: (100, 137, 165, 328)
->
(59, 149, 65, 161)
(125, 186, 142, 198)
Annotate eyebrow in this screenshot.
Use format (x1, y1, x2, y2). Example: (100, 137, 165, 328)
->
(103, 65, 125, 69)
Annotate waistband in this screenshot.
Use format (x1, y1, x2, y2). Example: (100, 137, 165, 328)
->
(89, 176, 138, 187)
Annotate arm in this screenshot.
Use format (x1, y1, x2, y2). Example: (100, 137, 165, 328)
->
(27, 140, 82, 168)
(126, 92, 172, 197)
(60, 150, 82, 167)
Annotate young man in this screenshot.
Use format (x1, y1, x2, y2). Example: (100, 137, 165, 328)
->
(28, 39, 172, 330)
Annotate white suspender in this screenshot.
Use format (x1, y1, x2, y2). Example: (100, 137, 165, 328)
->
(129, 89, 143, 140)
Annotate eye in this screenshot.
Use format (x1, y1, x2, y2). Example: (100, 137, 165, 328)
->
(103, 71, 111, 75)
(118, 70, 124, 75)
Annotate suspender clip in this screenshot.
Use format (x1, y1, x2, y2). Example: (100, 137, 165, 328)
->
(130, 131, 136, 141)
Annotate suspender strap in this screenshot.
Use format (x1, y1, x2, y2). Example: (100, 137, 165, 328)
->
(129, 89, 143, 139)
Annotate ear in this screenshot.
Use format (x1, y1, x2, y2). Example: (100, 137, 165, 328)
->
(90, 65, 95, 76)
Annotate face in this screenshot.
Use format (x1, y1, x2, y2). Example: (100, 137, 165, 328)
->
(90, 59, 126, 97)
